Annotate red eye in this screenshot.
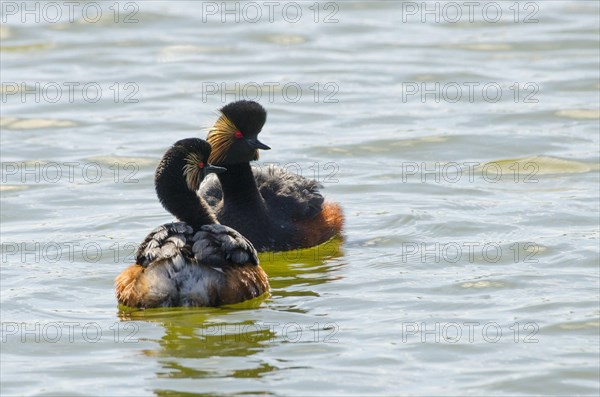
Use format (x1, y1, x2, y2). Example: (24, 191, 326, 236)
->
(197, 161, 204, 169)
(235, 130, 243, 139)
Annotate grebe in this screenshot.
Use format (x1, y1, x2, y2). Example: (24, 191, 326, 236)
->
(115, 138, 269, 308)
(199, 100, 344, 252)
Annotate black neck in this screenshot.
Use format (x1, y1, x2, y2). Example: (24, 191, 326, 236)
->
(155, 161, 216, 230)
(216, 162, 265, 209)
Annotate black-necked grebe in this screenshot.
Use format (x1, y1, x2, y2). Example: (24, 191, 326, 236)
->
(199, 100, 344, 252)
(115, 138, 269, 308)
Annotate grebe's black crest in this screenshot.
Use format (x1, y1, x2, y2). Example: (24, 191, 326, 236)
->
(208, 100, 270, 165)
(221, 100, 267, 136)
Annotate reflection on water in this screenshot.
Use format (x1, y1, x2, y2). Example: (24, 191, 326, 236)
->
(119, 299, 278, 394)
(261, 237, 344, 293)
(126, 306, 278, 381)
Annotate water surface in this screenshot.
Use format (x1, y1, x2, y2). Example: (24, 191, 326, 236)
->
(1, 1, 599, 396)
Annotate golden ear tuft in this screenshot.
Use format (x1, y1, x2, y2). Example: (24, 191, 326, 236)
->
(183, 152, 203, 191)
(207, 113, 237, 163)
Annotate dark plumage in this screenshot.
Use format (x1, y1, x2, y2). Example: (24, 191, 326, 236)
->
(202, 164, 324, 221)
(200, 100, 344, 252)
(134, 223, 258, 268)
(115, 138, 269, 309)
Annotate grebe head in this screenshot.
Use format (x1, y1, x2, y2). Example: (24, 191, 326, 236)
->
(158, 138, 227, 192)
(155, 138, 226, 228)
(207, 100, 270, 165)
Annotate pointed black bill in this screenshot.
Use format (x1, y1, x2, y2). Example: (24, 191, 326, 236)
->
(204, 164, 227, 176)
(246, 138, 271, 150)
